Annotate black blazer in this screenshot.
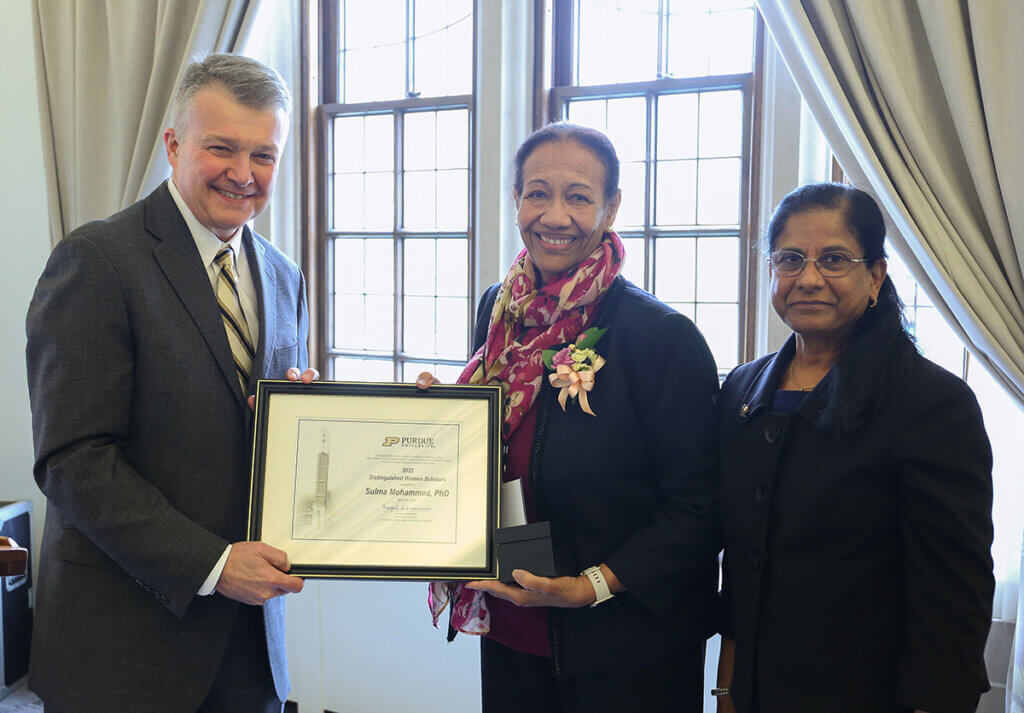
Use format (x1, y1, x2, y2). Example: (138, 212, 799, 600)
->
(26, 183, 308, 712)
(717, 336, 994, 713)
(473, 277, 720, 675)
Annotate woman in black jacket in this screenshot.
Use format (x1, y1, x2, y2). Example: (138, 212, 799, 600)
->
(715, 183, 994, 713)
(424, 122, 721, 713)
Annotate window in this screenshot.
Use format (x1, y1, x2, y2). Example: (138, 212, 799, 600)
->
(319, 0, 474, 382)
(549, 0, 761, 377)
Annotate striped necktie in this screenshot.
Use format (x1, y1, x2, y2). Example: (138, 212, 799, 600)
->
(215, 246, 255, 394)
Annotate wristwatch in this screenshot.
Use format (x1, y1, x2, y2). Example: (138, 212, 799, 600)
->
(581, 565, 614, 607)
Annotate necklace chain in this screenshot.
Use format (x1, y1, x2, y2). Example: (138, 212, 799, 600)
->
(789, 360, 814, 392)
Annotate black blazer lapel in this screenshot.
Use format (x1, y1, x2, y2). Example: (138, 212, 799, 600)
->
(245, 228, 277, 383)
(145, 184, 244, 407)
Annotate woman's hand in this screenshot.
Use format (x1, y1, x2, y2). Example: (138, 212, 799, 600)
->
(466, 569, 598, 608)
(415, 371, 440, 389)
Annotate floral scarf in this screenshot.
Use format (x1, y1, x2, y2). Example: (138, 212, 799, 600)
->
(428, 232, 625, 637)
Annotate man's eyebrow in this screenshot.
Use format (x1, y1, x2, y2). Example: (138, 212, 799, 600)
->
(202, 136, 278, 154)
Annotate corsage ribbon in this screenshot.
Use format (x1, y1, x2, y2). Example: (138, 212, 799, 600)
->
(548, 356, 606, 416)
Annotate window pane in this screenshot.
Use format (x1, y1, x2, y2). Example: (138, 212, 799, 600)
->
(697, 157, 740, 225)
(698, 90, 743, 158)
(577, 0, 660, 86)
(605, 97, 646, 164)
(567, 98, 606, 131)
(655, 160, 697, 226)
(413, 0, 473, 98)
(364, 294, 395, 350)
(333, 116, 365, 172)
(364, 172, 395, 230)
(666, 12, 710, 78)
(913, 306, 963, 375)
(364, 115, 394, 172)
(436, 109, 469, 170)
(619, 237, 646, 288)
(402, 362, 465, 383)
(436, 169, 468, 230)
(404, 112, 437, 171)
(404, 295, 436, 354)
(342, 0, 406, 102)
(404, 238, 436, 296)
(657, 93, 698, 161)
(654, 237, 696, 302)
(404, 171, 436, 229)
(335, 356, 395, 382)
(708, 9, 754, 75)
(334, 293, 364, 349)
(696, 302, 738, 370)
(364, 239, 394, 294)
(332, 173, 365, 230)
(435, 239, 469, 297)
(334, 238, 365, 293)
(436, 297, 468, 357)
(696, 237, 739, 302)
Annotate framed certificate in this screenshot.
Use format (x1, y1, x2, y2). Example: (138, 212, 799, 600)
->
(248, 380, 503, 580)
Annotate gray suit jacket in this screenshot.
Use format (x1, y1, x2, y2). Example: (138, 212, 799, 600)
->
(25, 183, 309, 712)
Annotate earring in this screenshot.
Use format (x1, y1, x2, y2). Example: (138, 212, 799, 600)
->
(868, 295, 878, 308)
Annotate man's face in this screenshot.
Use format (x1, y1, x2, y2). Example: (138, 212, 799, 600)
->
(163, 85, 288, 241)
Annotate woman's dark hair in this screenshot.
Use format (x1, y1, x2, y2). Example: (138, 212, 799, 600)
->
(765, 182, 918, 432)
(512, 122, 620, 204)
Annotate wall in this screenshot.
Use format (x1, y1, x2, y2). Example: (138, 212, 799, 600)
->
(0, 0, 52, 572)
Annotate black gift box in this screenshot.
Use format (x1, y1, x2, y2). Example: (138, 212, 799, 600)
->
(495, 521, 558, 584)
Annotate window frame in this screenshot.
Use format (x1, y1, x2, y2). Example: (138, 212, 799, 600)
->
(543, 0, 765, 371)
(314, 0, 478, 380)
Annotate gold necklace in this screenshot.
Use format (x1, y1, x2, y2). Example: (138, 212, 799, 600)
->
(788, 360, 814, 392)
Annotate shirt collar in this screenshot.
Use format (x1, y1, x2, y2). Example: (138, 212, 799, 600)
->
(166, 177, 244, 270)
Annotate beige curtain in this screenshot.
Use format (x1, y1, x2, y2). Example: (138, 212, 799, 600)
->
(757, 0, 1024, 407)
(33, 0, 263, 247)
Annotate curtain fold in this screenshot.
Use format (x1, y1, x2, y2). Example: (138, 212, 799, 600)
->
(33, 0, 261, 247)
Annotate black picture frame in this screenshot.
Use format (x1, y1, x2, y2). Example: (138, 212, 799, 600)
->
(248, 380, 503, 580)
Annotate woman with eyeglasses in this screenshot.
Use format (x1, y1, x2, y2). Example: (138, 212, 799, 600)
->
(714, 183, 994, 713)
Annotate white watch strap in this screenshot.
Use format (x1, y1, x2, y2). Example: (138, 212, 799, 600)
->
(582, 565, 614, 607)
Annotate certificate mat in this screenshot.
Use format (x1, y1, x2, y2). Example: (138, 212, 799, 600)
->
(248, 381, 502, 580)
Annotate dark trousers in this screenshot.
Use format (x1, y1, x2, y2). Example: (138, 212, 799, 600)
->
(197, 604, 281, 713)
(480, 635, 705, 713)
(47, 604, 280, 713)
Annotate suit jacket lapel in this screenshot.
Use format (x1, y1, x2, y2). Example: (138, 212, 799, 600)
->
(146, 184, 244, 407)
(245, 227, 277, 383)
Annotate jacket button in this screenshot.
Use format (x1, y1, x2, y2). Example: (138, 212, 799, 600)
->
(755, 486, 767, 505)
(764, 423, 781, 444)
(740, 404, 750, 418)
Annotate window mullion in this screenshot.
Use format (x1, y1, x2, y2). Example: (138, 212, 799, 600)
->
(394, 109, 406, 380)
(406, 0, 416, 97)
(656, 0, 666, 79)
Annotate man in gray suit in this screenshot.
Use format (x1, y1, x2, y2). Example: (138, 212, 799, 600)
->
(26, 54, 316, 712)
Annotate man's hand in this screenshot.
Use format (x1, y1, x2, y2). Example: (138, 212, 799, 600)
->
(465, 569, 597, 608)
(214, 541, 303, 605)
(248, 367, 320, 410)
(415, 371, 440, 389)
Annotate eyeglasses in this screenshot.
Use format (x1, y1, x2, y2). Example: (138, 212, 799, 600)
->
(768, 250, 871, 278)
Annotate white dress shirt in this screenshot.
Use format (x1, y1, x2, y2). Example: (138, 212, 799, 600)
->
(167, 178, 262, 596)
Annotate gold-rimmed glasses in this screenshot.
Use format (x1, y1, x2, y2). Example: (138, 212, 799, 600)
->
(768, 250, 871, 278)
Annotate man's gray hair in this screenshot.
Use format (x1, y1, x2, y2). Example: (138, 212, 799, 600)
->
(170, 53, 291, 136)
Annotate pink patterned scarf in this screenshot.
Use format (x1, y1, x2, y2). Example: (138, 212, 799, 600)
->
(428, 232, 625, 636)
